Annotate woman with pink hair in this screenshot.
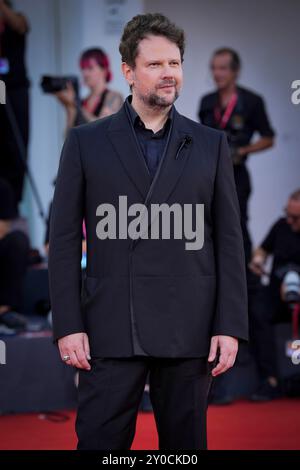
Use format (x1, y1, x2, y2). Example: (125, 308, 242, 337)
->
(55, 47, 123, 133)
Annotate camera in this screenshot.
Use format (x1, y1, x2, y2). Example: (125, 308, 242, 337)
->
(275, 264, 300, 305)
(40, 75, 79, 96)
(282, 271, 300, 305)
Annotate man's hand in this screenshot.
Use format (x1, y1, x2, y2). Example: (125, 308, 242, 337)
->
(0, 220, 11, 240)
(248, 255, 266, 276)
(58, 332, 91, 370)
(55, 81, 76, 109)
(208, 335, 238, 377)
(248, 247, 268, 277)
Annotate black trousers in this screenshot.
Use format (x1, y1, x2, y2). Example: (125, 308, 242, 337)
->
(0, 230, 29, 310)
(76, 355, 215, 450)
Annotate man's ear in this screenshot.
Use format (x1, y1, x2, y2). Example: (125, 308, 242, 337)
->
(121, 62, 134, 88)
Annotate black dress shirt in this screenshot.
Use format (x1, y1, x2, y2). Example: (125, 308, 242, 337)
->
(124, 95, 174, 356)
(125, 95, 173, 181)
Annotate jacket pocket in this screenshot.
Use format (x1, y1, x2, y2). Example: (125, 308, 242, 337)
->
(81, 275, 105, 308)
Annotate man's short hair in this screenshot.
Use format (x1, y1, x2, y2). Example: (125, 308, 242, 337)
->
(119, 13, 185, 68)
(212, 47, 241, 72)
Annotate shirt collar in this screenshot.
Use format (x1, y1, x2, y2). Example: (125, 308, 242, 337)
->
(125, 94, 174, 131)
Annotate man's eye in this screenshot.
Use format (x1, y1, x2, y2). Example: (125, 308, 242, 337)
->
(149, 63, 159, 67)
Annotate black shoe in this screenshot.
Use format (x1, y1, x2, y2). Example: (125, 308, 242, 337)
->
(250, 380, 282, 402)
(0, 311, 27, 331)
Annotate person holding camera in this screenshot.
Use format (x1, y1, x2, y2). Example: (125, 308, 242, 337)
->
(0, 0, 30, 214)
(55, 48, 123, 134)
(248, 189, 300, 400)
(198, 48, 275, 264)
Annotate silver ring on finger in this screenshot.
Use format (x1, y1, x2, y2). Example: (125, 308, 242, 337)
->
(62, 354, 70, 362)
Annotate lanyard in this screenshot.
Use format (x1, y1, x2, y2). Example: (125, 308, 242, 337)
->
(214, 92, 238, 129)
(82, 89, 108, 116)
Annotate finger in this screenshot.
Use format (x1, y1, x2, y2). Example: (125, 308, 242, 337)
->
(211, 351, 230, 376)
(211, 362, 227, 376)
(255, 265, 264, 276)
(249, 262, 261, 273)
(69, 350, 82, 369)
(59, 345, 69, 361)
(60, 350, 72, 366)
(75, 348, 91, 370)
(208, 337, 218, 362)
(227, 354, 236, 369)
(67, 81, 74, 91)
(249, 264, 260, 275)
(212, 354, 234, 376)
(83, 334, 91, 361)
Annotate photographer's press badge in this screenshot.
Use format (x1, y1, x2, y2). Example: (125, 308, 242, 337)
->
(231, 114, 244, 130)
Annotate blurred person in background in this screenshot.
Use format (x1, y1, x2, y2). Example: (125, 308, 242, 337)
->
(0, 178, 29, 333)
(199, 48, 275, 264)
(0, 0, 30, 214)
(248, 189, 300, 401)
(55, 47, 123, 134)
(51, 48, 122, 261)
(199, 48, 275, 404)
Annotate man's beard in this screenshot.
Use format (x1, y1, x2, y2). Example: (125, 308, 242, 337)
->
(137, 82, 180, 109)
(147, 90, 179, 108)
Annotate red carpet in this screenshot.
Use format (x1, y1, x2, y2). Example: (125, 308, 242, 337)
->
(0, 399, 299, 450)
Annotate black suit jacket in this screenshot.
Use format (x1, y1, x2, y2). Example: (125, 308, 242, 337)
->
(48, 101, 248, 358)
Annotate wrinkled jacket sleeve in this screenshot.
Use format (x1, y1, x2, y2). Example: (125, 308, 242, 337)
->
(48, 128, 85, 342)
(211, 132, 249, 342)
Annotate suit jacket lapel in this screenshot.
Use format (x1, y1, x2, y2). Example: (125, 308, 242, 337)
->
(108, 104, 192, 201)
(145, 109, 193, 207)
(108, 105, 152, 200)
(107, 104, 193, 246)
(133, 109, 193, 247)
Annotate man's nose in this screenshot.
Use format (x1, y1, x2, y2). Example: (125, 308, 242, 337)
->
(161, 65, 176, 79)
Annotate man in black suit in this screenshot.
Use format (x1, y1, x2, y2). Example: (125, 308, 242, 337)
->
(48, 13, 248, 450)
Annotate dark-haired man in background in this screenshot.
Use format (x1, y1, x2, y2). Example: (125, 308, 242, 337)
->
(199, 48, 275, 264)
(199, 49, 275, 405)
